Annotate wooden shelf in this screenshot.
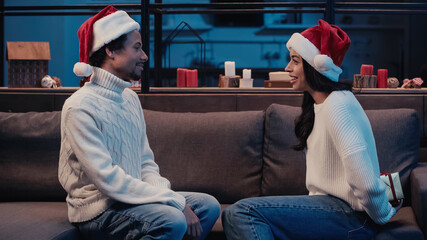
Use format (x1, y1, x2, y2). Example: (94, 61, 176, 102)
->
(149, 87, 427, 94)
(2, 87, 427, 95)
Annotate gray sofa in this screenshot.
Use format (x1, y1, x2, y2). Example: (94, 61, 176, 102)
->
(0, 104, 426, 240)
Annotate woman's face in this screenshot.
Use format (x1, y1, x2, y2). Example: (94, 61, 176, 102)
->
(285, 49, 311, 92)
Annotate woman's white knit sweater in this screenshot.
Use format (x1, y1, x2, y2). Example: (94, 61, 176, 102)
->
(58, 67, 185, 223)
(306, 90, 395, 225)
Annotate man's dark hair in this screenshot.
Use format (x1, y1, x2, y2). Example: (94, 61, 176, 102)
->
(79, 34, 128, 87)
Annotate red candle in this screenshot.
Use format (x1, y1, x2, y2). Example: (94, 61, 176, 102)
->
(177, 68, 186, 87)
(186, 69, 198, 87)
(377, 69, 388, 88)
(360, 64, 374, 75)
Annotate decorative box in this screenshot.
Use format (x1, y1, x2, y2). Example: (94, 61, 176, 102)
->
(380, 172, 404, 202)
(219, 74, 240, 88)
(264, 80, 292, 88)
(7, 41, 51, 88)
(353, 74, 377, 88)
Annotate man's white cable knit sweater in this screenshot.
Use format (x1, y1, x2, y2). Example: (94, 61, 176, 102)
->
(306, 90, 395, 225)
(58, 67, 185, 223)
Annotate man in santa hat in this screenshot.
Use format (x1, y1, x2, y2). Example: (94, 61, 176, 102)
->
(59, 5, 220, 240)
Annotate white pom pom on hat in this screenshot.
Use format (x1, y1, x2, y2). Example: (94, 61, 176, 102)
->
(314, 54, 333, 72)
(74, 5, 140, 78)
(286, 19, 350, 82)
(73, 62, 93, 77)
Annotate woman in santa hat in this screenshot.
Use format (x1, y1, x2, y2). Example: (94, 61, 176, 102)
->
(222, 19, 402, 240)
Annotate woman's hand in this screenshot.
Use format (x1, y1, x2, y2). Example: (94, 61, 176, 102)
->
(182, 204, 203, 240)
(393, 199, 404, 212)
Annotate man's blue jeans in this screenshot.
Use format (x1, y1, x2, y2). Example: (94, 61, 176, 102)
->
(222, 195, 378, 240)
(75, 192, 220, 240)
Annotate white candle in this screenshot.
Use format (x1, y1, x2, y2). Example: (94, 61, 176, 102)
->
(225, 61, 235, 77)
(243, 69, 251, 79)
(239, 78, 253, 88)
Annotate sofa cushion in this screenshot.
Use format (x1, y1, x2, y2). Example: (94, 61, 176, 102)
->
(365, 109, 420, 199)
(262, 104, 307, 196)
(143, 109, 265, 203)
(411, 162, 427, 236)
(0, 111, 66, 202)
(375, 206, 424, 240)
(262, 105, 420, 199)
(0, 202, 79, 240)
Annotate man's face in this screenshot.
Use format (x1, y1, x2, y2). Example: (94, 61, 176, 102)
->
(109, 30, 148, 81)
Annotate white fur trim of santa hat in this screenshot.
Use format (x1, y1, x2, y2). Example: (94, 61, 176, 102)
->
(286, 33, 342, 82)
(91, 10, 140, 54)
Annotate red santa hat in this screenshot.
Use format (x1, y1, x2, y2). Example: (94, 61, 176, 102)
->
(286, 19, 350, 82)
(73, 5, 140, 77)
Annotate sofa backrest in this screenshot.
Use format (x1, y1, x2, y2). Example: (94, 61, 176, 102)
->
(0, 105, 420, 204)
(0, 109, 266, 204)
(0, 111, 66, 202)
(262, 104, 307, 196)
(261, 104, 420, 199)
(143, 109, 265, 204)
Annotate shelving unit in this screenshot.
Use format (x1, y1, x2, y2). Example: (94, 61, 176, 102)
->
(1, 1, 427, 93)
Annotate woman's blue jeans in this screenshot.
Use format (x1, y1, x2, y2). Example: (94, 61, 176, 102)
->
(222, 195, 378, 240)
(75, 192, 220, 240)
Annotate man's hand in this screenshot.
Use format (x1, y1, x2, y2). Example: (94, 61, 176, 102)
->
(182, 204, 203, 240)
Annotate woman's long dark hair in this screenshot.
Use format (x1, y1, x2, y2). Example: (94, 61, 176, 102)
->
(293, 59, 352, 151)
(79, 34, 128, 87)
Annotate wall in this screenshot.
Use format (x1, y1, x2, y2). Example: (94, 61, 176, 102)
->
(3, 1, 66, 87)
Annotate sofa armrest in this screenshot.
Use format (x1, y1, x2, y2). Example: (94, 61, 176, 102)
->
(411, 162, 427, 236)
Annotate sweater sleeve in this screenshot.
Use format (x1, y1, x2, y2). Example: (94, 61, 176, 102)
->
(63, 106, 185, 211)
(325, 101, 395, 225)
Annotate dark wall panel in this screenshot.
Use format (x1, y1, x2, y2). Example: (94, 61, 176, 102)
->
(237, 94, 303, 111)
(0, 93, 54, 113)
(140, 94, 237, 113)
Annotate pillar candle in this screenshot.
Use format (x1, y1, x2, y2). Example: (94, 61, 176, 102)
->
(243, 69, 251, 79)
(177, 68, 187, 87)
(239, 78, 253, 88)
(225, 61, 235, 77)
(360, 64, 374, 75)
(377, 69, 388, 88)
(186, 69, 198, 87)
